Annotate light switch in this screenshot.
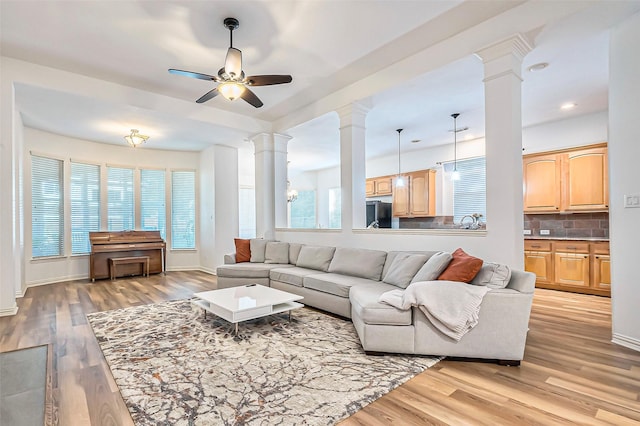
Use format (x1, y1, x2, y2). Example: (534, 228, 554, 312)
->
(624, 194, 640, 208)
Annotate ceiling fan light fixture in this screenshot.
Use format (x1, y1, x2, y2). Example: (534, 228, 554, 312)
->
(124, 129, 149, 147)
(218, 81, 245, 101)
(225, 47, 243, 79)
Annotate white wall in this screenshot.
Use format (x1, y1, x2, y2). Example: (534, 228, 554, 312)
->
(609, 12, 640, 352)
(523, 110, 608, 153)
(23, 128, 201, 285)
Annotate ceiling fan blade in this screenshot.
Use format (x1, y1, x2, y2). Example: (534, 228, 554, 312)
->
(240, 87, 263, 108)
(196, 88, 219, 104)
(245, 75, 293, 86)
(224, 48, 243, 79)
(169, 69, 218, 81)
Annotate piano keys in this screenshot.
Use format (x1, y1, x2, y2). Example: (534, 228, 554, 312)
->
(89, 230, 166, 281)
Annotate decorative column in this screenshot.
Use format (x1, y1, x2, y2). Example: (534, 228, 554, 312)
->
(252, 133, 275, 239)
(336, 102, 370, 230)
(273, 133, 291, 229)
(475, 34, 532, 269)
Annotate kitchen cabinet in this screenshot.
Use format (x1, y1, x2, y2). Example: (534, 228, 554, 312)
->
(524, 239, 610, 296)
(523, 143, 608, 214)
(392, 169, 436, 218)
(365, 176, 393, 197)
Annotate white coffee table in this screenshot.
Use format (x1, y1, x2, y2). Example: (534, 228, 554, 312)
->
(192, 284, 304, 334)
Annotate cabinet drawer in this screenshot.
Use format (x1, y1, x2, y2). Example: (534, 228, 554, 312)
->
(524, 240, 551, 251)
(554, 241, 589, 253)
(590, 242, 610, 255)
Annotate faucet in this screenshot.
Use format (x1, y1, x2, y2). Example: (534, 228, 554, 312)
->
(367, 220, 379, 229)
(459, 213, 483, 230)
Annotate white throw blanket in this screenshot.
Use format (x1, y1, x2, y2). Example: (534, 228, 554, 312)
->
(379, 280, 491, 341)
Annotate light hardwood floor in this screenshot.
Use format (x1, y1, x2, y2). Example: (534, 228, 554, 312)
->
(1, 272, 638, 425)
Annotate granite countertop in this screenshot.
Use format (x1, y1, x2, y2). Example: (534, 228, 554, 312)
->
(525, 236, 609, 242)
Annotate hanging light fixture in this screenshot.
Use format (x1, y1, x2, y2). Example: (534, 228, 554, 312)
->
(124, 129, 149, 147)
(450, 114, 460, 181)
(395, 128, 405, 187)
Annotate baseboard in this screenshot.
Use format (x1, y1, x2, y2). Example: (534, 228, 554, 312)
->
(25, 274, 87, 288)
(0, 305, 18, 317)
(166, 266, 216, 276)
(15, 287, 26, 298)
(612, 333, 640, 352)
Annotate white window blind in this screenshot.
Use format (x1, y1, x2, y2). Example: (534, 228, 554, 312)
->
(171, 170, 195, 249)
(140, 169, 166, 239)
(107, 166, 134, 231)
(71, 162, 100, 254)
(290, 190, 316, 228)
(328, 187, 341, 229)
(239, 186, 256, 239)
(452, 157, 487, 224)
(31, 155, 64, 257)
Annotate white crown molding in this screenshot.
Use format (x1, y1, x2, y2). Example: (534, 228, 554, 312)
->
(612, 333, 640, 353)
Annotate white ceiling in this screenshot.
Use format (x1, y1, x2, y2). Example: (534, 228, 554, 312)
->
(1, 1, 638, 174)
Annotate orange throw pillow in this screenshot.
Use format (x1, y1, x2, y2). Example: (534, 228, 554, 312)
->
(437, 248, 483, 283)
(234, 238, 251, 263)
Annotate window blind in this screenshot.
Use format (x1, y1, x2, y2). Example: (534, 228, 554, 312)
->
(70, 162, 100, 254)
(453, 157, 487, 224)
(140, 169, 166, 239)
(107, 166, 134, 231)
(328, 187, 341, 229)
(239, 186, 256, 239)
(290, 190, 316, 228)
(171, 170, 195, 249)
(31, 155, 64, 257)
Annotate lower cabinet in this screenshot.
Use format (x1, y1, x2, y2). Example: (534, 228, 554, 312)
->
(524, 239, 610, 296)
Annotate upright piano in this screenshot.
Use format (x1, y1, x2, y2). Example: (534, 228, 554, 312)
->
(89, 231, 166, 281)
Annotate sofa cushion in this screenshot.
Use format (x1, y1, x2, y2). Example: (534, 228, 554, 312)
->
(250, 239, 273, 263)
(216, 262, 293, 279)
(328, 247, 387, 281)
(470, 262, 512, 289)
(270, 266, 319, 287)
(234, 238, 251, 263)
(350, 283, 412, 326)
(289, 243, 303, 264)
(303, 273, 376, 298)
(296, 245, 336, 272)
(382, 253, 429, 289)
(265, 242, 290, 264)
(411, 251, 453, 283)
(382, 251, 439, 279)
(437, 248, 483, 283)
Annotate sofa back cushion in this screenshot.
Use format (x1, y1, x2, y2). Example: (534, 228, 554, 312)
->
(289, 243, 304, 265)
(411, 251, 453, 283)
(470, 262, 512, 289)
(382, 253, 429, 289)
(250, 239, 272, 263)
(264, 242, 290, 264)
(295, 245, 336, 272)
(328, 247, 387, 281)
(382, 251, 439, 278)
(437, 248, 483, 283)
(234, 238, 251, 263)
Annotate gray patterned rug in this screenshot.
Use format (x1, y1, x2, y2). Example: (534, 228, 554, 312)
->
(87, 299, 440, 425)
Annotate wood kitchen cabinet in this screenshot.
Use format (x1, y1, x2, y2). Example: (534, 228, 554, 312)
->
(524, 241, 553, 284)
(391, 175, 410, 216)
(523, 143, 608, 213)
(365, 176, 393, 197)
(553, 242, 590, 288)
(392, 169, 436, 217)
(591, 242, 611, 290)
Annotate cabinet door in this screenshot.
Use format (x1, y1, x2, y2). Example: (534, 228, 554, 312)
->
(524, 251, 553, 284)
(523, 154, 562, 212)
(408, 170, 436, 217)
(375, 177, 393, 196)
(592, 254, 611, 290)
(563, 147, 608, 211)
(392, 175, 410, 217)
(365, 179, 376, 197)
(554, 252, 590, 287)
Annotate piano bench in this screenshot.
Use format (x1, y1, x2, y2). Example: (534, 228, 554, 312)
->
(109, 256, 150, 280)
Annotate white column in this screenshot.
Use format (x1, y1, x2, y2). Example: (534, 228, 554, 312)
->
(475, 34, 532, 269)
(336, 103, 370, 230)
(252, 133, 275, 239)
(214, 145, 239, 267)
(273, 133, 291, 229)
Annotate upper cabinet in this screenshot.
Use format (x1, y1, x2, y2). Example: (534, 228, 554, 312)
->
(523, 143, 608, 214)
(392, 169, 436, 218)
(365, 176, 393, 197)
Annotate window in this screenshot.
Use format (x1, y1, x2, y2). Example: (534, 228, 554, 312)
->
(31, 155, 63, 257)
(290, 190, 316, 228)
(71, 162, 100, 254)
(239, 186, 256, 238)
(452, 157, 486, 224)
(172, 170, 196, 249)
(140, 169, 166, 239)
(328, 187, 341, 229)
(107, 167, 134, 231)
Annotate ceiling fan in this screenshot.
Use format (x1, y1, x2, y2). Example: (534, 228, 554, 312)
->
(168, 17, 292, 108)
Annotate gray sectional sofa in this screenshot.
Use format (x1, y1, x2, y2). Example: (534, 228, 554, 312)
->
(216, 241, 536, 364)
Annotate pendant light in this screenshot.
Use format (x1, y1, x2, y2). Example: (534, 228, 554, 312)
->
(451, 113, 460, 181)
(395, 128, 405, 187)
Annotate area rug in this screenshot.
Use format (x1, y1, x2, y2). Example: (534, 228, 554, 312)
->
(87, 300, 440, 425)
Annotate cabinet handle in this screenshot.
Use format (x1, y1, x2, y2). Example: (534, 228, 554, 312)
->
(567, 246, 577, 250)
(555, 207, 559, 210)
(531, 245, 541, 248)
(595, 256, 600, 259)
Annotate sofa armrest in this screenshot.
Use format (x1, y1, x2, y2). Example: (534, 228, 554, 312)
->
(506, 269, 536, 294)
(224, 253, 236, 264)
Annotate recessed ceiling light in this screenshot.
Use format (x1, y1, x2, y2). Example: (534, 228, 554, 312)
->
(528, 62, 549, 72)
(561, 102, 577, 110)
(411, 139, 421, 144)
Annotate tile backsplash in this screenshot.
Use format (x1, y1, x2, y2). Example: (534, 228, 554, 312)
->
(524, 212, 609, 239)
